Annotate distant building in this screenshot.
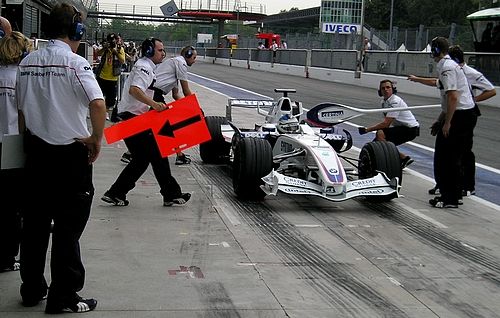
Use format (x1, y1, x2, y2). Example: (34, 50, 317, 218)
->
(0, 0, 96, 39)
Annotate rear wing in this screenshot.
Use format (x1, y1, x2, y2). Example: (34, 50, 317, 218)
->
(226, 99, 274, 121)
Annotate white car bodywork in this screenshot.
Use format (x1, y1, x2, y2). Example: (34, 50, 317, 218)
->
(218, 89, 400, 202)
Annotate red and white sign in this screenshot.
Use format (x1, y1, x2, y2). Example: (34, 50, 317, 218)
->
(104, 94, 211, 158)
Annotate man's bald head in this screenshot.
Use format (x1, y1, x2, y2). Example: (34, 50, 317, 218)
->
(0, 16, 13, 38)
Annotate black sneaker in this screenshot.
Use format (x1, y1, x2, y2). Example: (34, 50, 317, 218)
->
(428, 186, 440, 195)
(164, 193, 191, 206)
(22, 294, 47, 307)
(0, 259, 20, 272)
(462, 189, 476, 197)
(120, 152, 132, 164)
(45, 295, 97, 314)
(101, 190, 129, 206)
(175, 154, 191, 165)
(429, 197, 458, 208)
(401, 156, 414, 169)
(21, 284, 48, 307)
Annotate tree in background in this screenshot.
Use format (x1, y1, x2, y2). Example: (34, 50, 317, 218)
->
(365, 0, 480, 29)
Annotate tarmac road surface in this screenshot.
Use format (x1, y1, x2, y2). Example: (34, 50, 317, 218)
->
(1, 73, 499, 318)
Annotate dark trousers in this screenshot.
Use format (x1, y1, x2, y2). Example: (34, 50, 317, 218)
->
(97, 77, 118, 110)
(108, 130, 182, 201)
(461, 114, 478, 192)
(382, 126, 420, 146)
(20, 134, 93, 303)
(433, 109, 476, 204)
(0, 143, 22, 269)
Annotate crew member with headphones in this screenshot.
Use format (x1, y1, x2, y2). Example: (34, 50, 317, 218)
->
(0, 16, 13, 39)
(358, 79, 419, 169)
(409, 37, 476, 208)
(102, 38, 191, 207)
(0, 30, 32, 274)
(154, 45, 198, 165)
(16, 3, 106, 313)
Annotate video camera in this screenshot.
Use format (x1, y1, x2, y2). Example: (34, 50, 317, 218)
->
(106, 33, 118, 49)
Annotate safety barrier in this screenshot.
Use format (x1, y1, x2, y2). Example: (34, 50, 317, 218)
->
(192, 47, 500, 85)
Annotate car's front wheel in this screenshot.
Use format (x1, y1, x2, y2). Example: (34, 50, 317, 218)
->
(358, 141, 401, 201)
(233, 137, 273, 200)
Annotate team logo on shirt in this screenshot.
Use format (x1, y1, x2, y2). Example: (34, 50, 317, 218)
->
(140, 68, 150, 75)
(84, 66, 92, 71)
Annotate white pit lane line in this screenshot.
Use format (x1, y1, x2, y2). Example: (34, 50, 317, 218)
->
(190, 79, 500, 232)
(404, 168, 500, 212)
(394, 202, 448, 229)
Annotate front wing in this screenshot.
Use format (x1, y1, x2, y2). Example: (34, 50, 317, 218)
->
(261, 170, 400, 202)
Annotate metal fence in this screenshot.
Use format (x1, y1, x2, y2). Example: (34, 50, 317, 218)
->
(190, 47, 500, 85)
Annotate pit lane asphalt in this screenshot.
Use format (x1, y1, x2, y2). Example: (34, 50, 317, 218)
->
(189, 61, 500, 205)
(1, 69, 499, 317)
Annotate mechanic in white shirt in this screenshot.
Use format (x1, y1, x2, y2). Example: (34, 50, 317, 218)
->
(0, 31, 31, 274)
(358, 80, 420, 169)
(102, 37, 191, 207)
(429, 37, 476, 208)
(411, 47, 497, 197)
(154, 45, 197, 165)
(16, 3, 106, 313)
(448, 45, 496, 197)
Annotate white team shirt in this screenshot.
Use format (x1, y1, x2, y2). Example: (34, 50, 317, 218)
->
(382, 94, 419, 128)
(117, 57, 156, 115)
(154, 56, 188, 94)
(436, 55, 475, 112)
(0, 64, 18, 143)
(462, 63, 495, 97)
(16, 40, 104, 145)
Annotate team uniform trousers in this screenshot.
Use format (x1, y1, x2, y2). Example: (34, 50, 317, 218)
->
(20, 133, 93, 304)
(107, 127, 182, 201)
(461, 107, 480, 192)
(0, 144, 23, 269)
(433, 109, 477, 204)
(382, 126, 419, 146)
(96, 77, 118, 110)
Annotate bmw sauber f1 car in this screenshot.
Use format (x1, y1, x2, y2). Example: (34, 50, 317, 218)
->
(199, 89, 402, 202)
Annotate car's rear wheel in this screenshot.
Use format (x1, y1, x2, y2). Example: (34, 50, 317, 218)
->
(199, 116, 230, 164)
(358, 141, 401, 202)
(233, 137, 273, 200)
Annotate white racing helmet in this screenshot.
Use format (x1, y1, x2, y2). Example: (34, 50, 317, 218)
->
(276, 114, 299, 133)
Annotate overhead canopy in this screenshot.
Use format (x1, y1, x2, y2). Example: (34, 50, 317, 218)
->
(466, 8, 500, 21)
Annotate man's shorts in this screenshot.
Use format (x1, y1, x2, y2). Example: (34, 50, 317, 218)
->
(383, 126, 420, 146)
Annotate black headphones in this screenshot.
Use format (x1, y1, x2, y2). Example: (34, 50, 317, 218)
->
(431, 45, 440, 57)
(141, 38, 156, 58)
(184, 46, 195, 59)
(68, 7, 85, 41)
(378, 80, 397, 96)
(0, 19, 5, 39)
(430, 37, 446, 58)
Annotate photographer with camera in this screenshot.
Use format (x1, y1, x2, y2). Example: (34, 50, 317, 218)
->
(95, 33, 125, 121)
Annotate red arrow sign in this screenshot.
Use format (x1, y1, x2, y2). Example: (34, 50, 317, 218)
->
(104, 94, 211, 158)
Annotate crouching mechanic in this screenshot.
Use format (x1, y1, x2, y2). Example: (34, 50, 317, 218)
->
(101, 37, 190, 207)
(358, 80, 420, 169)
(16, 3, 106, 313)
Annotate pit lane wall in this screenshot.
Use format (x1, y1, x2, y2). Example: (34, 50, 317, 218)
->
(188, 47, 500, 108)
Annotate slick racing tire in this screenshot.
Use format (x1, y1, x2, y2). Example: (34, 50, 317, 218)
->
(358, 141, 401, 202)
(200, 116, 230, 164)
(233, 137, 273, 200)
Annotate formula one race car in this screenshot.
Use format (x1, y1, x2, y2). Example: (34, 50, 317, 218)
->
(199, 89, 402, 202)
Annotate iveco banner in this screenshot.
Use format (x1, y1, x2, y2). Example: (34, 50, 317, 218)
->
(322, 23, 359, 34)
(320, 0, 363, 34)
